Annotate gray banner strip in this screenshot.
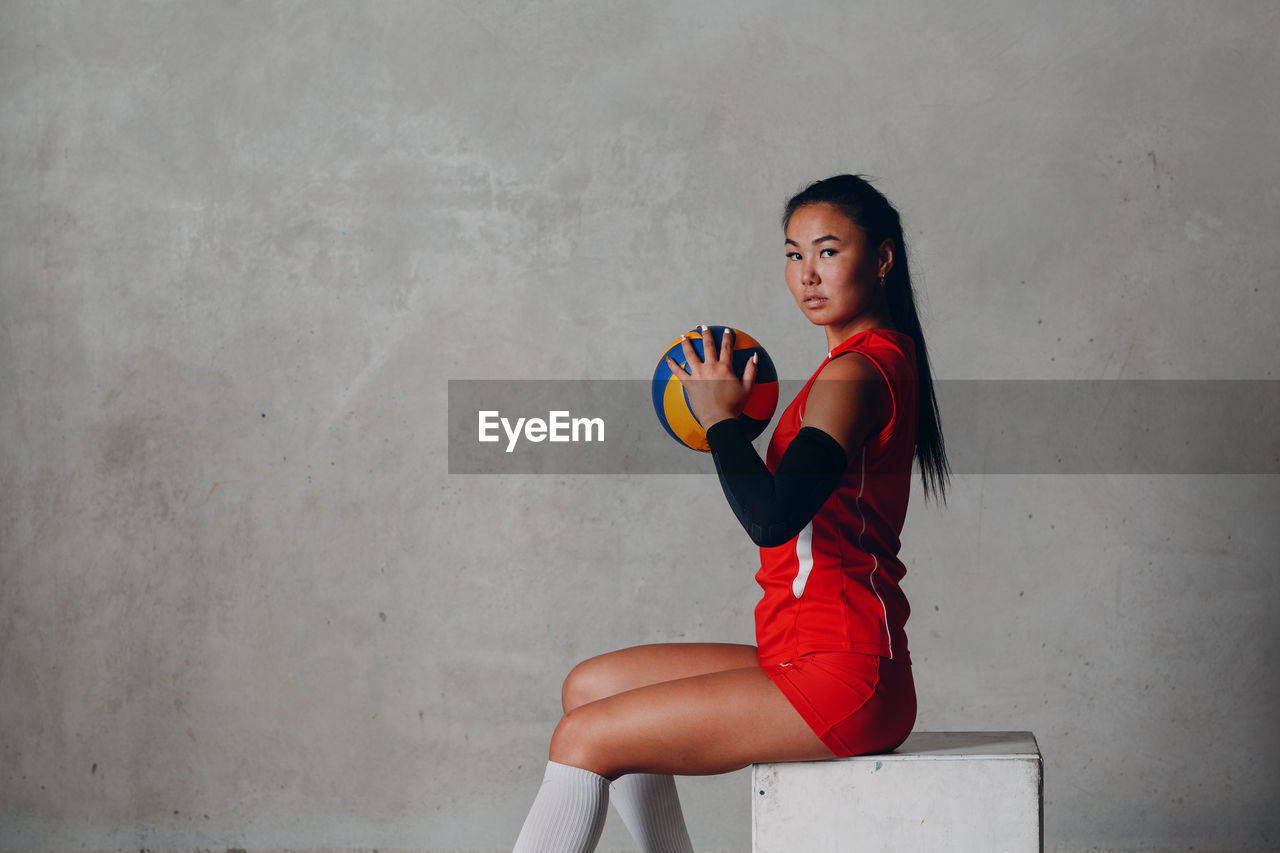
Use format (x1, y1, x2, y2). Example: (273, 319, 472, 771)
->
(447, 380, 1280, 475)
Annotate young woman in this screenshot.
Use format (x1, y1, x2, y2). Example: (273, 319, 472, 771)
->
(513, 175, 949, 852)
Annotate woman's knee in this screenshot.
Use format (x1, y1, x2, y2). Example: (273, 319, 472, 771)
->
(560, 655, 613, 714)
(548, 706, 611, 775)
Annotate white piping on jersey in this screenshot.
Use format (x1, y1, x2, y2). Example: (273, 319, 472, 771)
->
(791, 349, 831, 598)
(791, 521, 815, 598)
(854, 445, 894, 658)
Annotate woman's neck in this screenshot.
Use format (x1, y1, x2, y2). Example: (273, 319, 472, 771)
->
(824, 312, 896, 352)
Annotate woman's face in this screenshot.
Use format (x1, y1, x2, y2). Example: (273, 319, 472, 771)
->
(784, 202, 892, 343)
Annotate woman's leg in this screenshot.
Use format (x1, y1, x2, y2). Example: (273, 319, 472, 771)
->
(512, 760, 610, 853)
(557, 643, 762, 853)
(516, 643, 787, 853)
(550, 662, 834, 779)
(607, 771, 693, 853)
(561, 642, 762, 713)
(519, 661, 830, 847)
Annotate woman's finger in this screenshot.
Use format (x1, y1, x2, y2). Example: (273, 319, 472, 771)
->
(741, 352, 758, 395)
(665, 355, 687, 380)
(679, 333, 701, 374)
(716, 325, 737, 361)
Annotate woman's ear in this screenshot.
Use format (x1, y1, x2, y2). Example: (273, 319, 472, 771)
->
(877, 238, 895, 282)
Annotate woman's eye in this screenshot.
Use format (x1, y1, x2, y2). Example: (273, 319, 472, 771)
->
(786, 251, 801, 261)
(820, 248, 837, 258)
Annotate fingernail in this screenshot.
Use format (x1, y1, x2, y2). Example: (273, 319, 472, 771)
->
(752, 352, 758, 363)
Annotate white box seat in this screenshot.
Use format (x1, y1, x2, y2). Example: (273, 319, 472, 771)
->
(752, 731, 1043, 852)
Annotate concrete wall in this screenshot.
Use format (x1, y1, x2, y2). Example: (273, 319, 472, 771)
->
(2, 1, 1277, 850)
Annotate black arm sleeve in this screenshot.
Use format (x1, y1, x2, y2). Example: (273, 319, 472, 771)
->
(705, 418, 848, 548)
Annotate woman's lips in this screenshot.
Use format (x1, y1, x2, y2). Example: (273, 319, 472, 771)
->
(803, 296, 827, 307)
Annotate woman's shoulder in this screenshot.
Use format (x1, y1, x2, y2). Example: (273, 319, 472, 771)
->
(840, 328, 914, 358)
(816, 349, 880, 382)
(805, 345, 893, 452)
(826, 329, 918, 401)
(829, 328, 915, 371)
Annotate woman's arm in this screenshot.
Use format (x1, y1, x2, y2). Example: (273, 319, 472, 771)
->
(706, 419, 845, 547)
(704, 352, 891, 547)
(797, 352, 888, 456)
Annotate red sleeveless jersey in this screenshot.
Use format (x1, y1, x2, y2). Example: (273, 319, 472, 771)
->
(755, 328, 918, 665)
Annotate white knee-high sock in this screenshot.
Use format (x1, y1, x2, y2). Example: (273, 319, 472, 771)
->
(609, 773, 695, 853)
(513, 761, 610, 853)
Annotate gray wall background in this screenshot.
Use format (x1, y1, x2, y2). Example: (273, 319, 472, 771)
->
(3, 1, 1278, 850)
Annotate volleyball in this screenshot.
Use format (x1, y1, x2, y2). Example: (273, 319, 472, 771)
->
(651, 325, 779, 452)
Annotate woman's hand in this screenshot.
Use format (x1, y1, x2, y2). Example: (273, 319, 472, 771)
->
(665, 326, 758, 430)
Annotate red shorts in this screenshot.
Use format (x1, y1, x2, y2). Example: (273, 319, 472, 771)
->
(762, 651, 916, 758)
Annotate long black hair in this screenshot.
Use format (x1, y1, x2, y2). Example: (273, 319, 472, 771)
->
(783, 174, 951, 502)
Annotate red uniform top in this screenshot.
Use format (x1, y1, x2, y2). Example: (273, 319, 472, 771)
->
(755, 328, 918, 666)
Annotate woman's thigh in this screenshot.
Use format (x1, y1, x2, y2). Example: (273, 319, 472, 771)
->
(561, 642, 760, 712)
(551, 664, 834, 779)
